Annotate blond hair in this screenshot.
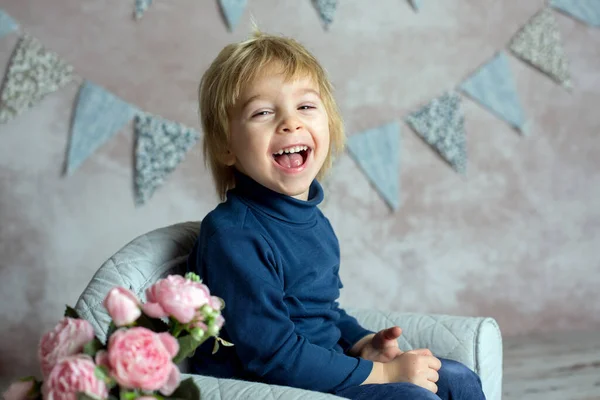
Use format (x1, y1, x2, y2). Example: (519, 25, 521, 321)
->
(199, 30, 345, 200)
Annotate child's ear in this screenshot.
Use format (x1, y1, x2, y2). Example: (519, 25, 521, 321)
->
(219, 149, 236, 166)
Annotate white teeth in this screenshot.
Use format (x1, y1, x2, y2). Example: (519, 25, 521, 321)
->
(274, 145, 309, 155)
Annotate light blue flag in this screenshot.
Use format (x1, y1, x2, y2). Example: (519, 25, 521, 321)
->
(312, 0, 338, 30)
(406, 92, 467, 174)
(134, 112, 200, 206)
(0, 9, 18, 39)
(134, 0, 153, 20)
(460, 52, 527, 134)
(66, 81, 138, 174)
(409, 0, 423, 12)
(347, 121, 401, 211)
(551, 0, 600, 27)
(219, 0, 248, 31)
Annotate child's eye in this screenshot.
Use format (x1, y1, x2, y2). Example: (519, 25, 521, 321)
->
(251, 111, 271, 118)
(298, 105, 316, 110)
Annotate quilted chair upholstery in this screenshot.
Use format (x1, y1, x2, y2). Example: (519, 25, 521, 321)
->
(75, 221, 503, 400)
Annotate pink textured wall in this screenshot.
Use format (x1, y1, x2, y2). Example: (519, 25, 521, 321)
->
(1, 0, 599, 388)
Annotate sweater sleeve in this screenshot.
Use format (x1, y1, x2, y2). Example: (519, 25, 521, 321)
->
(199, 228, 372, 393)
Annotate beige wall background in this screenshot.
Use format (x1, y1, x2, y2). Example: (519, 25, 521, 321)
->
(0, 0, 599, 388)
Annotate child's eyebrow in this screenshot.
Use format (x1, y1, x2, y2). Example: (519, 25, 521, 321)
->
(240, 88, 321, 111)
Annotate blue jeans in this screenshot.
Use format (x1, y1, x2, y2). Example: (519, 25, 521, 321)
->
(336, 359, 486, 400)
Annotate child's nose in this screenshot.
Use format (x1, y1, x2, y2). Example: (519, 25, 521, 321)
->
(278, 117, 303, 134)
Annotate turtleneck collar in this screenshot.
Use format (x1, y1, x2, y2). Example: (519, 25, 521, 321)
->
(229, 170, 324, 225)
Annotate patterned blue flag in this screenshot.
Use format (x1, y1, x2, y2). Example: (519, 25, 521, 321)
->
(0, 35, 73, 124)
(219, 0, 248, 31)
(0, 9, 18, 39)
(551, 0, 600, 27)
(134, 0, 153, 19)
(312, 0, 338, 30)
(347, 121, 401, 211)
(66, 81, 138, 174)
(406, 92, 467, 174)
(409, 0, 423, 12)
(460, 52, 527, 134)
(509, 8, 572, 89)
(134, 112, 200, 206)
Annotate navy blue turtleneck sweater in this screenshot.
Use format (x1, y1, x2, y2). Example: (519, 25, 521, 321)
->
(187, 172, 373, 393)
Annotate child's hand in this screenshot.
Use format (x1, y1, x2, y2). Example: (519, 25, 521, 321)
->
(358, 326, 403, 362)
(383, 349, 441, 393)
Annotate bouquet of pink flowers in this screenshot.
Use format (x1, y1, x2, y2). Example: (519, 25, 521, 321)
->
(3, 272, 231, 400)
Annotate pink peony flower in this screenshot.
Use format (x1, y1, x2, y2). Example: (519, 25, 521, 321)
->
(38, 318, 96, 378)
(3, 380, 34, 400)
(42, 355, 108, 400)
(103, 287, 141, 327)
(107, 327, 180, 395)
(142, 275, 210, 324)
(209, 296, 224, 311)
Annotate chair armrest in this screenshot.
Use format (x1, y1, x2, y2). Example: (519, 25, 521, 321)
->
(348, 309, 503, 400)
(184, 374, 344, 400)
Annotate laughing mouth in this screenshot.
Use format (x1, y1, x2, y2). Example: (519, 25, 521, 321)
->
(272, 145, 311, 169)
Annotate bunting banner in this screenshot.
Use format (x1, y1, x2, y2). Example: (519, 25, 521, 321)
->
(406, 92, 467, 175)
(550, 0, 600, 28)
(218, 0, 248, 32)
(134, 113, 200, 206)
(0, 34, 73, 124)
(409, 0, 423, 12)
(0, 9, 18, 39)
(509, 8, 572, 89)
(460, 52, 528, 134)
(134, 0, 153, 20)
(0, 4, 588, 208)
(347, 121, 401, 211)
(312, 0, 338, 30)
(66, 81, 139, 175)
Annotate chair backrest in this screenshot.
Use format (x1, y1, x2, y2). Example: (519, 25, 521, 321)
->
(74, 221, 201, 342)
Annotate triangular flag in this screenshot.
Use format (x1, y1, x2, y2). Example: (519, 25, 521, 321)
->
(218, 0, 248, 31)
(406, 92, 467, 174)
(0, 35, 73, 124)
(551, 0, 600, 27)
(134, 0, 153, 20)
(0, 9, 18, 39)
(66, 81, 138, 174)
(409, 0, 423, 12)
(347, 121, 401, 211)
(459, 52, 527, 134)
(134, 112, 200, 206)
(312, 0, 338, 30)
(509, 8, 572, 89)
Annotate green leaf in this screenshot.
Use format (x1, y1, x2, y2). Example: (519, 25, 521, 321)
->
(211, 339, 219, 355)
(136, 313, 169, 333)
(106, 321, 118, 339)
(166, 378, 200, 400)
(173, 334, 206, 364)
(217, 337, 234, 347)
(78, 393, 100, 400)
(84, 338, 105, 357)
(64, 306, 80, 319)
(119, 390, 138, 400)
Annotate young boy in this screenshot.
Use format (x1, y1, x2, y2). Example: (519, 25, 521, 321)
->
(187, 31, 486, 400)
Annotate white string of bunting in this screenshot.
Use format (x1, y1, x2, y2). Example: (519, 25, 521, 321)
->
(1, 1, 597, 210)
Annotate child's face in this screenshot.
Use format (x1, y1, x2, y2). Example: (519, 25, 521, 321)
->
(226, 66, 330, 200)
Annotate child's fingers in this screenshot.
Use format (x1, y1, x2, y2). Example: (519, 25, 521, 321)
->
(407, 348, 432, 356)
(427, 368, 439, 383)
(382, 326, 402, 341)
(372, 327, 402, 349)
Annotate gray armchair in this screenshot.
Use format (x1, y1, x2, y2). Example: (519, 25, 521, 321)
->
(75, 222, 503, 400)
